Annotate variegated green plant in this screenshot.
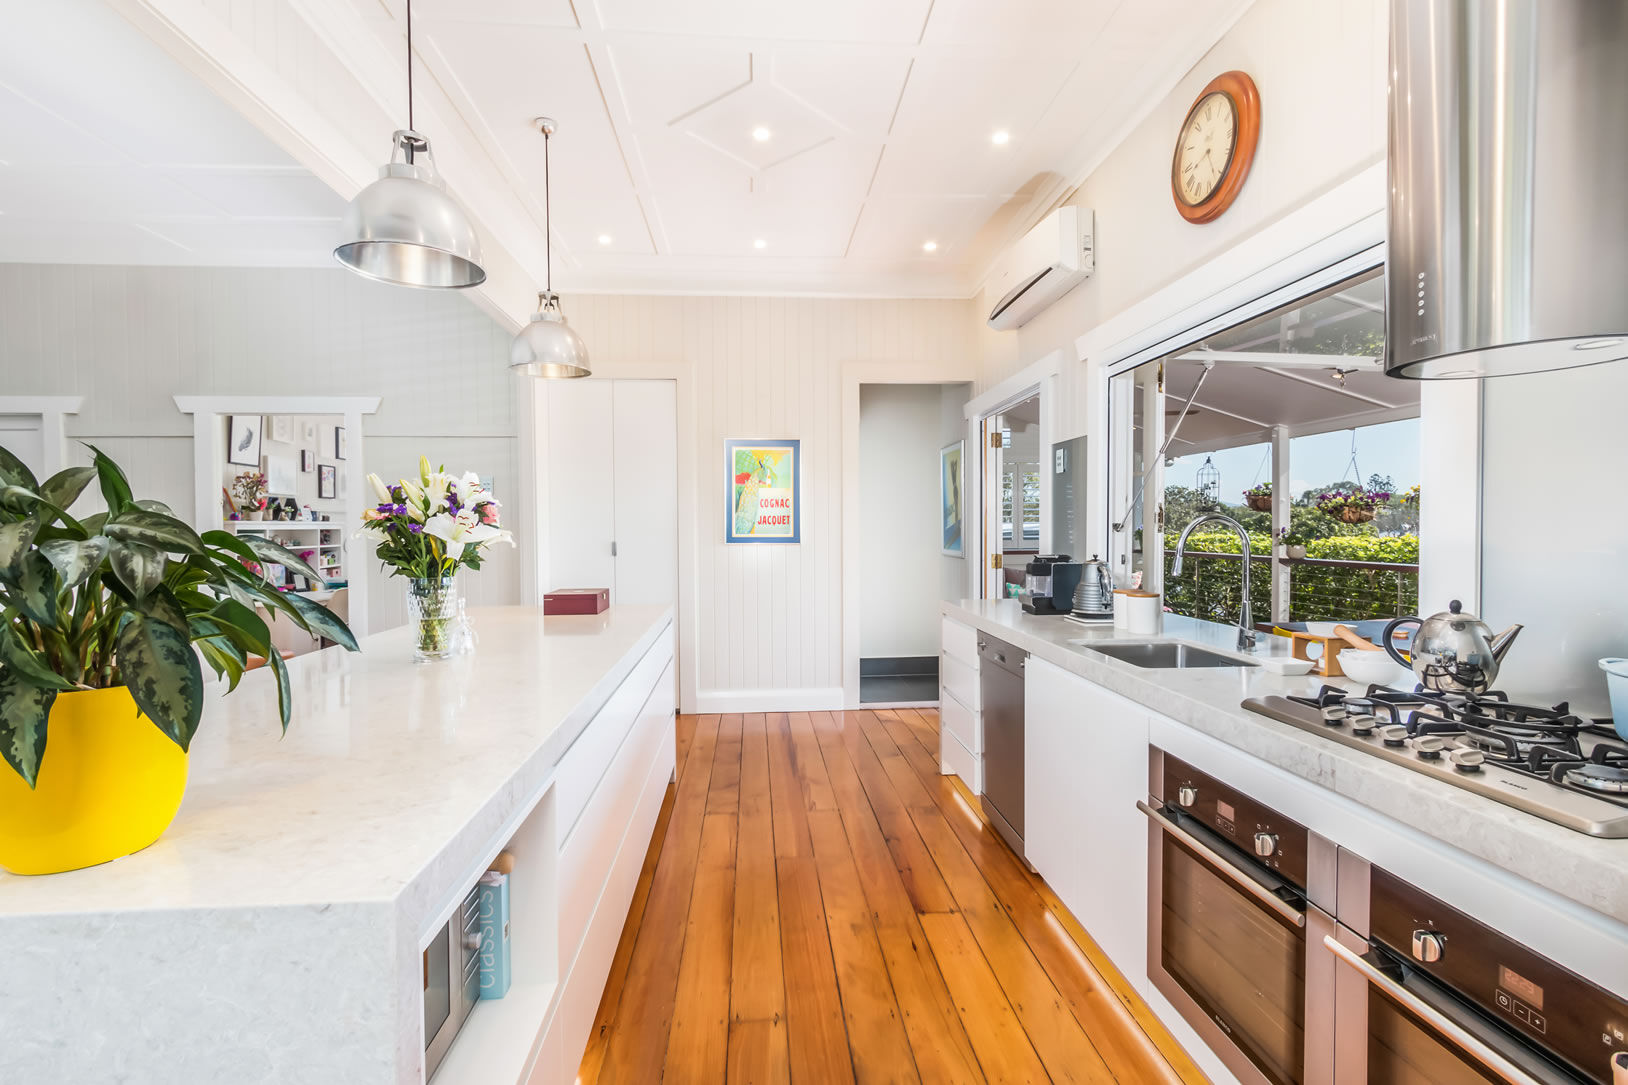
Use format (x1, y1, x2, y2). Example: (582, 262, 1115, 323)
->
(0, 443, 360, 788)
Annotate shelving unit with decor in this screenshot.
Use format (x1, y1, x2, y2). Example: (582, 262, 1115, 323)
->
(225, 520, 347, 589)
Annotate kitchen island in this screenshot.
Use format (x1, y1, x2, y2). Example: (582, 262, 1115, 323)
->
(0, 605, 676, 1085)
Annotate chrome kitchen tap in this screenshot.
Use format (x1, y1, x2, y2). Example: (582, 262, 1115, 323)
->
(1170, 512, 1257, 652)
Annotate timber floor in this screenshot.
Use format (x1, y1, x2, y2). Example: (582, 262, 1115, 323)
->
(575, 709, 1207, 1084)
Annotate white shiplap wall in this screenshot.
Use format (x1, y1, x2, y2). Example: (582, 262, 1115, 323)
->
(567, 294, 976, 710)
(0, 263, 522, 633)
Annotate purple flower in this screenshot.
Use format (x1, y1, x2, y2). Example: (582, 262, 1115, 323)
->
(409, 523, 423, 534)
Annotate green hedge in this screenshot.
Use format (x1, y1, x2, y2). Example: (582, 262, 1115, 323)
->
(1160, 532, 1419, 624)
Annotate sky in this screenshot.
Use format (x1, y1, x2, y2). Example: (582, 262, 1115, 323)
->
(1163, 418, 1420, 498)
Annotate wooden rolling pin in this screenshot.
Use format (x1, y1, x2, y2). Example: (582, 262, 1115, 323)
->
(1332, 624, 1382, 652)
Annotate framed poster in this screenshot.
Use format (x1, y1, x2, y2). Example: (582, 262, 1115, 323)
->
(300, 449, 314, 472)
(269, 415, 291, 442)
(227, 415, 262, 467)
(940, 439, 965, 557)
(333, 426, 347, 461)
(265, 454, 295, 497)
(318, 464, 336, 499)
(725, 438, 800, 544)
(301, 420, 317, 444)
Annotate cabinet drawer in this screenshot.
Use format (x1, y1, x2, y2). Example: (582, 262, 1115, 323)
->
(939, 684, 981, 755)
(940, 726, 981, 793)
(556, 627, 673, 840)
(941, 651, 979, 713)
(941, 617, 979, 667)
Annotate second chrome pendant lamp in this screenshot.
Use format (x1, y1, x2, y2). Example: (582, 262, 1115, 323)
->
(510, 117, 591, 379)
(334, 0, 486, 289)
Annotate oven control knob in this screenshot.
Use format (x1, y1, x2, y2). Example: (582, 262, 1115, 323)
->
(1449, 748, 1485, 773)
(1610, 1050, 1628, 1085)
(1409, 735, 1445, 760)
(1253, 832, 1278, 858)
(1176, 785, 1198, 808)
(1379, 724, 1411, 747)
(1411, 929, 1446, 964)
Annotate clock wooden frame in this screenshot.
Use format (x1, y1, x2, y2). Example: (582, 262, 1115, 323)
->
(1171, 70, 1260, 224)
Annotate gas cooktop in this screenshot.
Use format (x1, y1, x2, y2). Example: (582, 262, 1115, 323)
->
(1243, 684, 1628, 838)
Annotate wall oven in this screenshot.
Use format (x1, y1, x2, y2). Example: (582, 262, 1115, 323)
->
(424, 882, 483, 1079)
(1329, 853, 1628, 1085)
(1142, 748, 1337, 1085)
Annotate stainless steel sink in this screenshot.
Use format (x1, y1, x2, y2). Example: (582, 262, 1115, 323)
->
(1085, 642, 1258, 669)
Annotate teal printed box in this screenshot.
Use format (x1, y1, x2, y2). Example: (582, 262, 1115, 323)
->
(477, 870, 511, 999)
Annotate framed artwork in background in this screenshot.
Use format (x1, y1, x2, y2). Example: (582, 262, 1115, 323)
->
(300, 449, 314, 472)
(227, 415, 262, 467)
(724, 438, 800, 544)
(333, 426, 347, 460)
(940, 439, 965, 557)
(301, 420, 317, 444)
(269, 415, 291, 442)
(265, 454, 295, 497)
(318, 464, 336, 499)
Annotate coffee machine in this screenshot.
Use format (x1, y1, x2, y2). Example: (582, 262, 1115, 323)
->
(1022, 555, 1082, 615)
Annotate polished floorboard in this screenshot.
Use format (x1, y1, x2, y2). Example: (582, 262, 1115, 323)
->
(576, 709, 1206, 1084)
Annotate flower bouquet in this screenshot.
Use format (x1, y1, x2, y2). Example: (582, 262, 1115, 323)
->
(1315, 487, 1390, 525)
(356, 457, 513, 660)
(1243, 482, 1273, 511)
(231, 470, 268, 520)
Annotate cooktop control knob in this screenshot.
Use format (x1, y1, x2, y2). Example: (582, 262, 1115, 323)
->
(1610, 1050, 1628, 1085)
(1409, 735, 1445, 760)
(1411, 929, 1446, 964)
(1349, 716, 1377, 736)
(1379, 724, 1410, 747)
(1176, 785, 1198, 808)
(1253, 831, 1278, 858)
(1449, 748, 1486, 773)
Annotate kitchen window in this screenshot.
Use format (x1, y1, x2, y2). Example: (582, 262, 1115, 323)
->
(1110, 266, 1422, 630)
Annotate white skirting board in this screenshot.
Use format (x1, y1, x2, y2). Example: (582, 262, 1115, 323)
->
(692, 687, 844, 713)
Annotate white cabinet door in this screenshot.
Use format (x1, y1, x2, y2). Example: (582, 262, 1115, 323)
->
(546, 381, 617, 592)
(1023, 655, 1150, 988)
(610, 381, 677, 605)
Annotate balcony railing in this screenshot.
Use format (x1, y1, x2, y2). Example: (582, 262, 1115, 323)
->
(1161, 550, 1420, 625)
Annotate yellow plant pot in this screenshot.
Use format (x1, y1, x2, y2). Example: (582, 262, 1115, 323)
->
(0, 685, 189, 876)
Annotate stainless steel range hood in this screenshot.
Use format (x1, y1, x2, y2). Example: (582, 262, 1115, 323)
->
(1387, 0, 1628, 379)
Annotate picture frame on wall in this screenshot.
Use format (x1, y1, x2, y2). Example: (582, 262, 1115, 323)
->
(227, 415, 262, 467)
(318, 464, 336, 499)
(301, 420, 317, 444)
(265, 454, 295, 497)
(940, 439, 965, 557)
(300, 449, 314, 473)
(333, 426, 347, 460)
(724, 438, 801, 544)
(269, 415, 291, 443)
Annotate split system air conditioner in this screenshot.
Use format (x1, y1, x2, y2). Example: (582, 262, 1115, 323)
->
(984, 206, 1095, 330)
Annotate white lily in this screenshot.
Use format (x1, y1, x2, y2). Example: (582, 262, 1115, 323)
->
(367, 472, 393, 504)
(423, 512, 514, 552)
(452, 471, 488, 510)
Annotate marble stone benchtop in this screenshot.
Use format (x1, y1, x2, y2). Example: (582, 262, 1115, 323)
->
(945, 599, 1628, 927)
(0, 605, 674, 920)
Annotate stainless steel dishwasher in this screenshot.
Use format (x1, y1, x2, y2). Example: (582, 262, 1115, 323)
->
(978, 633, 1027, 859)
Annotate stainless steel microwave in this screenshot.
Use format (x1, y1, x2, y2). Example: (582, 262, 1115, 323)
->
(424, 883, 483, 1079)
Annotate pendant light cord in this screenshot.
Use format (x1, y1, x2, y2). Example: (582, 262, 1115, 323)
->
(544, 128, 553, 293)
(405, 0, 414, 132)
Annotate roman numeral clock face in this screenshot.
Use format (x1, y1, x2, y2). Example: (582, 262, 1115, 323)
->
(1176, 92, 1235, 205)
(1171, 71, 1260, 224)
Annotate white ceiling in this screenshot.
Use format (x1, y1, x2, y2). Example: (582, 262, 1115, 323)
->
(0, 0, 1251, 295)
(0, 0, 343, 268)
(350, 0, 1253, 295)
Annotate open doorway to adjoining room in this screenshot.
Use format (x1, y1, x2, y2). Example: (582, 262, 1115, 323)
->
(857, 381, 970, 706)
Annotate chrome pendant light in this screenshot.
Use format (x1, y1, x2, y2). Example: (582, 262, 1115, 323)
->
(334, 0, 486, 289)
(510, 117, 591, 379)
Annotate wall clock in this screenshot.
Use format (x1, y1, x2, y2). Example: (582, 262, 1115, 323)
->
(1171, 70, 1260, 224)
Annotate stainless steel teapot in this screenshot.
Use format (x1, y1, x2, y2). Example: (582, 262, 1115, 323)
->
(1382, 600, 1523, 695)
(1071, 554, 1114, 617)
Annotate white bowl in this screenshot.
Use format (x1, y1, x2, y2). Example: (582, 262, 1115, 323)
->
(1340, 649, 1410, 687)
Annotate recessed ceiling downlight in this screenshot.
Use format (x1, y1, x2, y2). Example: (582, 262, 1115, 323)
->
(597, 234, 612, 245)
(753, 238, 767, 250)
(922, 240, 939, 252)
(990, 130, 1010, 145)
(751, 126, 772, 142)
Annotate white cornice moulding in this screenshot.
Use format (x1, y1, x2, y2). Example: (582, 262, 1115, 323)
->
(173, 396, 382, 416)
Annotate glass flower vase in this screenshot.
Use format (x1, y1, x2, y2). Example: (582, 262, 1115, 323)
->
(406, 576, 461, 662)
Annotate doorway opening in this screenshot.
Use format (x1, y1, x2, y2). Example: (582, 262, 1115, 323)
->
(857, 381, 970, 705)
(979, 391, 1045, 602)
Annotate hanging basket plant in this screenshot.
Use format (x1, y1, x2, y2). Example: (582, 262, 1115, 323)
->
(1243, 482, 1273, 511)
(1316, 487, 1390, 524)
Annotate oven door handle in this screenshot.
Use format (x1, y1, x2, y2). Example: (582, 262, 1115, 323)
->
(1322, 935, 1543, 1085)
(1136, 799, 1306, 928)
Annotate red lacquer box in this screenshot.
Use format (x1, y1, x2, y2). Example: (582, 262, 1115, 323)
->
(544, 588, 610, 615)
